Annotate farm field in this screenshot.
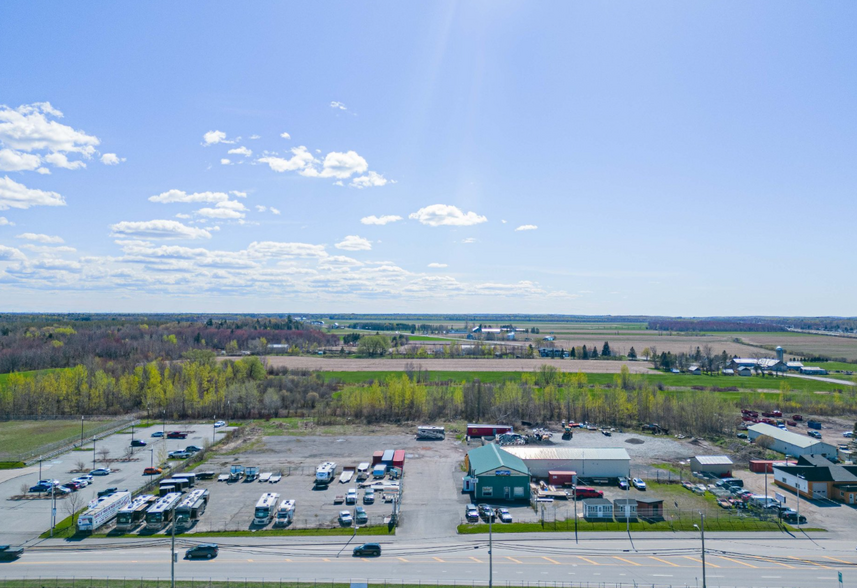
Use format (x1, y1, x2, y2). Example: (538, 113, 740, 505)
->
(741, 333, 857, 361)
(0, 419, 108, 459)
(259, 356, 652, 373)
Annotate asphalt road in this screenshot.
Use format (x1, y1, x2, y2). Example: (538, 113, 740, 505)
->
(4, 535, 857, 588)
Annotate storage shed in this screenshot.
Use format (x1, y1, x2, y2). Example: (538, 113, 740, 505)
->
(392, 450, 405, 472)
(502, 447, 631, 479)
(748, 423, 837, 459)
(582, 498, 613, 519)
(690, 455, 734, 477)
(636, 498, 664, 519)
(613, 498, 637, 521)
(465, 444, 530, 501)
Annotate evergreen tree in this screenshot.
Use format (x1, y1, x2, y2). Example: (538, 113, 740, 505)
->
(582, 345, 589, 359)
(591, 345, 599, 358)
(602, 341, 611, 357)
(628, 346, 637, 360)
(570, 347, 576, 359)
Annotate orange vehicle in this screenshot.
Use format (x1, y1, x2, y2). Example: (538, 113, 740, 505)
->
(143, 467, 163, 476)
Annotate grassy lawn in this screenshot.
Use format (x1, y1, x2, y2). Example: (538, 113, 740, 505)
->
(406, 335, 453, 342)
(458, 516, 795, 533)
(805, 361, 857, 371)
(0, 420, 109, 458)
(0, 581, 419, 588)
(0, 368, 66, 388)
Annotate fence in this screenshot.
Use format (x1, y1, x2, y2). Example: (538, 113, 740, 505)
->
(0, 417, 140, 464)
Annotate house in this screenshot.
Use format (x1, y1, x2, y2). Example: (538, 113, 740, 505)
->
(502, 447, 631, 479)
(748, 423, 837, 459)
(690, 455, 733, 477)
(635, 498, 665, 519)
(505, 332, 516, 341)
(464, 444, 530, 501)
(582, 498, 613, 519)
(773, 454, 857, 504)
(613, 498, 637, 521)
(687, 366, 702, 375)
(800, 366, 828, 376)
(736, 366, 754, 377)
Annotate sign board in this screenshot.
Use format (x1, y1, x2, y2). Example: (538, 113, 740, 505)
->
(495, 469, 511, 476)
(775, 492, 786, 504)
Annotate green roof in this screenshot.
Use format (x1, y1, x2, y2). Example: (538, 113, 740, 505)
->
(468, 444, 529, 476)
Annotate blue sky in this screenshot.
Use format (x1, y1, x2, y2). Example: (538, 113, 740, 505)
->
(1, 1, 856, 315)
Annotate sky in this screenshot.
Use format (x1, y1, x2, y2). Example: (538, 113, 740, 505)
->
(1, 1, 856, 316)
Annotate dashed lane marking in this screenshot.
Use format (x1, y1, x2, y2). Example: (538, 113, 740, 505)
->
(470, 556, 483, 563)
(506, 557, 523, 564)
(683, 556, 719, 568)
(542, 556, 561, 565)
(823, 556, 852, 565)
(397, 557, 409, 562)
(613, 556, 641, 567)
(789, 556, 832, 569)
(576, 556, 600, 566)
(714, 555, 757, 568)
(648, 556, 680, 568)
(433, 557, 445, 562)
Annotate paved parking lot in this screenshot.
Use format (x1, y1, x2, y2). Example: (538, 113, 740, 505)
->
(0, 423, 229, 545)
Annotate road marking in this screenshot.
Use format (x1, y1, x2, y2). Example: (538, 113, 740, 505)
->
(652, 575, 674, 578)
(285, 558, 292, 562)
(576, 556, 600, 566)
(506, 557, 523, 564)
(823, 556, 852, 564)
(613, 556, 641, 566)
(755, 557, 795, 569)
(246, 559, 254, 562)
(683, 556, 719, 568)
(761, 576, 782, 579)
(789, 556, 832, 569)
(433, 557, 445, 562)
(542, 556, 561, 565)
(470, 556, 483, 563)
(648, 556, 680, 568)
(397, 557, 409, 562)
(715, 555, 757, 568)
(323, 558, 330, 562)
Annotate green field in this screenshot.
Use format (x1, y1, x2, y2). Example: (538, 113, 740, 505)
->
(0, 368, 66, 388)
(0, 420, 110, 459)
(805, 361, 857, 371)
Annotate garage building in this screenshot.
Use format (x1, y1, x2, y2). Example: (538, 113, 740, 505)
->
(748, 423, 837, 459)
(501, 447, 631, 479)
(690, 455, 734, 477)
(465, 444, 530, 501)
(773, 455, 857, 504)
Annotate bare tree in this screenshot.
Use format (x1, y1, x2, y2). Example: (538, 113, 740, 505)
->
(97, 447, 111, 463)
(74, 459, 87, 472)
(64, 491, 85, 530)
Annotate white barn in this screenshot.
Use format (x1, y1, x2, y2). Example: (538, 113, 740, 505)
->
(747, 423, 837, 459)
(501, 447, 631, 479)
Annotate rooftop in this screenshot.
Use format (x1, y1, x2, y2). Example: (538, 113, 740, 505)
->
(748, 423, 833, 449)
(502, 447, 631, 461)
(693, 455, 734, 466)
(467, 444, 528, 476)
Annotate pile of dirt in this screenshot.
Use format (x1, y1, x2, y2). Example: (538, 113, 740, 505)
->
(625, 437, 645, 445)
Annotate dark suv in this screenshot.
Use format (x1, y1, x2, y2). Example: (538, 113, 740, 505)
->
(478, 504, 496, 522)
(353, 543, 381, 557)
(185, 544, 218, 559)
(0, 546, 24, 561)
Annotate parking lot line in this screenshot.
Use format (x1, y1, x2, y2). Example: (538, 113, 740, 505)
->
(683, 556, 719, 568)
(575, 556, 600, 566)
(714, 556, 757, 568)
(470, 556, 483, 563)
(542, 556, 561, 565)
(789, 556, 832, 569)
(433, 557, 445, 562)
(506, 557, 523, 564)
(648, 556, 680, 568)
(822, 556, 852, 565)
(613, 556, 641, 567)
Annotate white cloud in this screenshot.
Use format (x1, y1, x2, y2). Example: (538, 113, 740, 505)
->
(361, 215, 402, 226)
(0, 245, 26, 261)
(515, 224, 538, 231)
(330, 101, 347, 110)
(110, 220, 212, 240)
(202, 130, 232, 145)
(0, 102, 100, 155)
(335, 235, 372, 251)
(0, 176, 65, 210)
(228, 146, 252, 157)
(16, 232, 64, 244)
(350, 171, 388, 188)
(257, 146, 315, 173)
(0, 216, 13, 226)
(255, 205, 267, 213)
(230, 191, 247, 198)
(462, 237, 477, 244)
(249, 135, 261, 140)
(408, 204, 487, 227)
(21, 244, 76, 254)
(0, 149, 41, 172)
(247, 241, 328, 258)
(214, 200, 246, 212)
(300, 150, 368, 179)
(501, 219, 507, 224)
(100, 153, 125, 165)
(175, 213, 191, 219)
(428, 262, 448, 268)
(36, 167, 51, 175)
(280, 132, 291, 139)
(196, 207, 243, 219)
(149, 190, 229, 204)
(220, 158, 231, 165)
(269, 207, 281, 215)
(44, 152, 86, 170)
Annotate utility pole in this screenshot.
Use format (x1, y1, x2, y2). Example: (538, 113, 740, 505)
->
(38, 456, 42, 481)
(212, 416, 216, 444)
(92, 438, 97, 470)
(50, 483, 56, 537)
(488, 509, 493, 588)
(171, 506, 177, 588)
(80, 415, 84, 447)
(694, 513, 707, 588)
(573, 483, 578, 544)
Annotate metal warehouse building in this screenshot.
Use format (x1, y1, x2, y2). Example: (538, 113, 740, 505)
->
(747, 423, 837, 459)
(690, 455, 734, 477)
(464, 444, 530, 501)
(501, 447, 631, 479)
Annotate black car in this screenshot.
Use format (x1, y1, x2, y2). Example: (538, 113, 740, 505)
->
(353, 543, 381, 557)
(478, 504, 496, 522)
(185, 544, 219, 559)
(131, 439, 147, 447)
(97, 487, 118, 498)
(0, 545, 24, 561)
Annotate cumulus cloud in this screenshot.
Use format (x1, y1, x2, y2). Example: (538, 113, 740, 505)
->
(300, 151, 368, 179)
(280, 132, 291, 139)
(149, 190, 229, 204)
(350, 171, 388, 188)
(228, 146, 252, 157)
(196, 199, 247, 220)
(515, 224, 538, 231)
(230, 191, 247, 198)
(220, 158, 231, 165)
(255, 205, 267, 213)
(462, 237, 477, 244)
(247, 241, 328, 258)
(428, 262, 448, 268)
(0, 244, 26, 261)
(408, 204, 487, 227)
(0, 176, 65, 210)
(257, 146, 315, 173)
(269, 207, 281, 215)
(202, 130, 232, 145)
(100, 153, 125, 165)
(0, 102, 100, 155)
(110, 220, 212, 240)
(360, 215, 402, 226)
(0, 216, 13, 226)
(44, 152, 86, 170)
(21, 244, 76, 254)
(330, 101, 347, 110)
(335, 235, 372, 251)
(16, 232, 64, 244)
(0, 149, 41, 172)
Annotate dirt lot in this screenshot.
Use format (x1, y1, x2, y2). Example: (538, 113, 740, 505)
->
(255, 357, 654, 373)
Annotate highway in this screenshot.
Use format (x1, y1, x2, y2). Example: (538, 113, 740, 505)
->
(4, 534, 857, 587)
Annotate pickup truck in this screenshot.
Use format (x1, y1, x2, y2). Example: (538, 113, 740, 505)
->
(0, 546, 23, 561)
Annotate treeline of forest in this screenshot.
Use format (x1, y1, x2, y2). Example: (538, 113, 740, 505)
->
(647, 320, 787, 332)
(0, 316, 338, 373)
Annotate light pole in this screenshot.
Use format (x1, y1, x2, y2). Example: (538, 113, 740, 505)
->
(572, 483, 578, 544)
(171, 504, 177, 588)
(797, 474, 805, 526)
(694, 513, 707, 588)
(92, 437, 97, 470)
(488, 509, 493, 588)
(212, 416, 216, 444)
(80, 415, 84, 447)
(38, 456, 42, 481)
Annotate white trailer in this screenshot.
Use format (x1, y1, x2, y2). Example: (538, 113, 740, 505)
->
(274, 499, 296, 526)
(77, 491, 131, 532)
(315, 462, 337, 486)
(253, 492, 280, 525)
(417, 426, 446, 440)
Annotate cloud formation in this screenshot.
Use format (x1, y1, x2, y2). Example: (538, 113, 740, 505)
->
(202, 130, 232, 145)
(360, 215, 402, 225)
(280, 132, 291, 139)
(0, 149, 41, 172)
(149, 190, 229, 204)
(409, 204, 487, 227)
(0, 102, 100, 156)
(515, 224, 538, 231)
(16, 232, 64, 244)
(0, 176, 65, 210)
(110, 220, 212, 240)
(330, 101, 347, 110)
(100, 153, 125, 165)
(428, 262, 448, 268)
(350, 171, 388, 188)
(335, 235, 372, 251)
(228, 146, 252, 157)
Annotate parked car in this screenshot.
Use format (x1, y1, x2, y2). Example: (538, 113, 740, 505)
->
(363, 489, 375, 504)
(61, 482, 80, 492)
(632, 478, 647, 490)
(478, 503, 496, 521)
(346, 488, 358, 504)
(497, 508, 513, 523)
(90, 468, 111, 476)
(97, 487, 118, 498)
(151, 431, 164, 438)
(29, 483, 52, 493)
(167, 431, 188, 439)
(72, 476, 91, 486)
(143, 467, 163, 475)
(185, 445, 203, 453)
(807, 431, 822, 439)
(465, 504, 479, 523)
(355, 506, 368, 525)
(573, 487, 604, 499)
(736, 433, 748, 439)
(792, 414, 803, 421)
(168, 451, 191, 459)
(185, 544, 218, 559)
(781, 510, 807, 525)
(338, 510, 353, 526)
(787, 421, 797, 427)
(0, 546, 24, 561)
(618, 477, 629, 490)
(353, 543, 381, 557)
(844, 432, 855, 438)
(130, 439, 147, 447)
(214, 420, 227, 428)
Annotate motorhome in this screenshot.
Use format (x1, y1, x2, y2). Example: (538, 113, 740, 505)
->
(115, 494, 156, 531)
(416, 426, 446, 440)
(175, 489, 209, 528)
(274, 499, 296, 526)
(253, 492, 281, 525)
(77, 491, 132, 532)
(315, 462, 337, 487)
(145, 492, 183, 530)
(171, 472, 196, 487)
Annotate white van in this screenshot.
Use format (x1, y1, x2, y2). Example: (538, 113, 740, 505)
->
(356, 462, 371, 480)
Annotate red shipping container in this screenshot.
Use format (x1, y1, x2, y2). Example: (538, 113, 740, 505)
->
(372, 451, 384, 465)
(392, 449, 405, 465)
(466, 423, 513, 437)
(548, 470, 577, 486)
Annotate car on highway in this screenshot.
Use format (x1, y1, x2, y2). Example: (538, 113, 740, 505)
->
(338, 510, 353, 526)
(151, 431, 164, 438)
(214, 420, 227, 428)
(497, 508, 513, 523)
(632, 478, 647, 490)
(355, 506, 368, 525)
(353, 543, 381, 557)
(130, 439, 147, 447)
(185, 544, 218, 559)
(0, 546, 24, 561)
(618, 477, 629, 490)
(143, 467, 163, 475)
(90, 468, 111, 476)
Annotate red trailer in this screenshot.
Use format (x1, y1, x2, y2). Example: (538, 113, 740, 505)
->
(749, 459, 797, 474)
(392, 450, 406, 471)
(548, 470, 577, 486)
(466, 423, 513, 438)
(371, 451, 383, 465)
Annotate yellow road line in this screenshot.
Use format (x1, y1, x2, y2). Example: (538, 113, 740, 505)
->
(683, 556, 720, 568)
(715, 555, 757, 568)
(506, 556, 523, 564)
(285, 558, 292, 562)
(648, 556, 680, 568)
(397, 557, 409, 562)
(789, 556, 832, 569)
(576, 556, 600, 566)
(823, 556, 853, 564)
(433, 556, 445, 562)
(542, 556, 561, 565)
(613, 556, 641, 566)
(470, 556, 483, 563)
(753, 557, 795, 569)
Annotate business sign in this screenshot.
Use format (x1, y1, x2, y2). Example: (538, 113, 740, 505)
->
(775, 492, 786, 504)
(495, 469, 511, 476)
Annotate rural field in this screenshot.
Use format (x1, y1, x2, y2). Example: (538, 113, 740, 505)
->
(258, 356, 653, 373)
(0, 419, 109, 462)
(741, 332, 857, 361)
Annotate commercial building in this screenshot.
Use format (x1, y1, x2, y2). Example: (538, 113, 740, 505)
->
(464, 444, 530, 501)
(501, 447, 631, 479)
(773, 455, 857, 504)
(748, 423, 837, 459)
(690, 455, 734, 477)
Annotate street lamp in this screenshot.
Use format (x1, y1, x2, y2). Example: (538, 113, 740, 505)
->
(572, 483, 578, 544)
(693, 513, 707, 588)
(797, 474, 805, 526)
(92, 437, 97, 470)
(213, 415, 216, 444)
(488, 507, 494, 588)
(80, 415, 84, 447)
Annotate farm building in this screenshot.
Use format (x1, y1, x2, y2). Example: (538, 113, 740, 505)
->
(636, 498, 664, 519)
(773, 455, 857, 504)
(690, 455, 734, 477)
(502, 447, 631, 479)
(687, 366, 701, 375)
(736, 366, 753, 376)
(464, 444, 530, 501)
(748, 423, 837, 459)
(786, 361, 804, 372)
(799, 366, 828, 375)
(582, 498, 613, 519)
(613, 498, 637, 521)
(721, 369, 735, 376)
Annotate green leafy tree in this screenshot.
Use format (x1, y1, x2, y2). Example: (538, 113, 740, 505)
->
(357, 335, 391, 357)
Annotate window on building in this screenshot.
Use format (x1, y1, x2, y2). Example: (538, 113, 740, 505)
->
(482, 487, 493, 497)
(513, 487, 524, 497)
